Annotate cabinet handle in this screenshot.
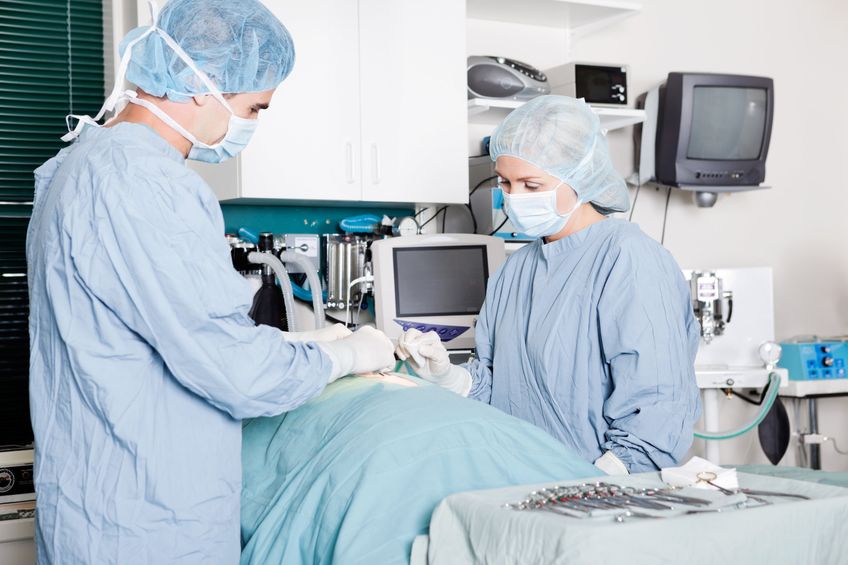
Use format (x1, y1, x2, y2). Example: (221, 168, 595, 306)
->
(345, 141, 355, 184)
(370, 143, 382, 185)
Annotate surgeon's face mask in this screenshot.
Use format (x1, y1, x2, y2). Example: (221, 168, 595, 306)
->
(502, 182, 582, 238)
(62, 5, 257, 163)
(128, 94, 258, 164)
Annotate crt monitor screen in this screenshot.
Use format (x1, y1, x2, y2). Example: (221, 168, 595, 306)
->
(687, 86, 767, 160)
(393, 245, 489, 317)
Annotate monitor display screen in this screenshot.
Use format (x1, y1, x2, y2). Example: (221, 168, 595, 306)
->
(687, 86, 767, 160)
(393, 246, 489, 317)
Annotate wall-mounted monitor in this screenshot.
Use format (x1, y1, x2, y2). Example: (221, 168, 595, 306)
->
(655, 72, 774, 190)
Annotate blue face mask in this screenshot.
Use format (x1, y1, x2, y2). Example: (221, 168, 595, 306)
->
(502, 182, 582, 238)
(188, 113, 258, 163)
(127, 94, 258, 164)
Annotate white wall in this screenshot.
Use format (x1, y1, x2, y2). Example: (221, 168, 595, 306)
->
(468, 0, 848, 470)
(573, 0, 848, 338)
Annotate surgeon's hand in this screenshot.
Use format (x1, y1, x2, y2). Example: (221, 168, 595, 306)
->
(318, 326, 395, 382)
(396, 329, 472, 396)
(283, 323, 352, 343)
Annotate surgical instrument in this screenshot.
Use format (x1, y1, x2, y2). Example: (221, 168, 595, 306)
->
(693, 472, 807, 501)
(740, 488, 810, 500)
(695, 471, 737, 495)
(504, 480, 809, 523)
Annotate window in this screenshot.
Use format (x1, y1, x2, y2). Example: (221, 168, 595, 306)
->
(0, 0, 104, 446)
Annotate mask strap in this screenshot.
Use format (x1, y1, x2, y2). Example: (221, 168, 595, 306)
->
(572, 135, 599, 175)
(550, 181, 582, 218)
(61, 25, 156, 142)
(63, 115, 100, 135)
(125, 94, 218, 150)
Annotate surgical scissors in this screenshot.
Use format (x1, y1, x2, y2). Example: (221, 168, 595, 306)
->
(695, 471, 736, 495)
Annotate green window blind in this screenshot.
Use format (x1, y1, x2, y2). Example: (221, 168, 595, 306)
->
(0, 0, 104, 446)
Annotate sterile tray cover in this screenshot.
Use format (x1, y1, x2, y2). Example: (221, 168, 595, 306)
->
(420, 473, 848, 565)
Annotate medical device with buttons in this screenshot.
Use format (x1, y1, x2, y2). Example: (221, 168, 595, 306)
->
(0, 449, 34, 504)
(466, 56, 550, 101)
(690, 271, 733, 345)
(546, 62, 629, 107)
(778, 340, 848, 381)
(370, 235, 506, 350)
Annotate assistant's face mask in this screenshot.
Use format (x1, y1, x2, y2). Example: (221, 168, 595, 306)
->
(62, 2, 257, 164)
(502, 182, 582, 238)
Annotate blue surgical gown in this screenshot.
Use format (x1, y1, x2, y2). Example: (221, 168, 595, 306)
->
(465, 218, 701, 472)
(26, 122, 334, 564)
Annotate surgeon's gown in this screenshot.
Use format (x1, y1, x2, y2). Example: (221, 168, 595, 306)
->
(465, 218, 701, 472)
(26, 123, 334, 564)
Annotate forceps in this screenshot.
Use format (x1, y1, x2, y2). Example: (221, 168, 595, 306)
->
(695, 472, 809, 502)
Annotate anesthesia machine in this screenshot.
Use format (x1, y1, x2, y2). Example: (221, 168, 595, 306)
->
(227, 215, 506, 357)
(684, 268, 790, 465)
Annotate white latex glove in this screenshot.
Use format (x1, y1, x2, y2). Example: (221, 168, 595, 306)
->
(594, 451, 630, 476)
(395, 328, 472, 396)
(396, 329, 450, 378)
(317, 326, 395, 382)
(282, 323, 352, 343)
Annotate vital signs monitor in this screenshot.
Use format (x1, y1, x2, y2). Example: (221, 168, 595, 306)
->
(370, 234, 506, 350)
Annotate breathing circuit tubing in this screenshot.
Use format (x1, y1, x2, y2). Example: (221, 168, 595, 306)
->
(240, 228, 327, 329)
(278, 250, 325, 330)
(247, 251, 298, 332)
(693, 371, 781, 440)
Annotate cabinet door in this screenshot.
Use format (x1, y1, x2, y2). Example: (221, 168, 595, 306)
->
(239, 0, 362, 201)
(358, 0, 468, 204)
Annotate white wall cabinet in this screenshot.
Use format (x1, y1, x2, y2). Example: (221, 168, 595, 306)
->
(195, 0, 468, 205)
(357, 0, 468, 204)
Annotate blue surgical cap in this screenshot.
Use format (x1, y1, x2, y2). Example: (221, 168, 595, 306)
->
(490, 95, 629, 214)
(120, 0, 295, 102)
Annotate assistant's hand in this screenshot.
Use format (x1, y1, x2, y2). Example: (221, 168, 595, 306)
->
(283, 323, 352, 343)
(396, 328, 450, 378)
(395, 328, 472, 396)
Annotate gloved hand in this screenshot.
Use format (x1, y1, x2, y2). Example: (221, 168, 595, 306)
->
(282, 323, 352, 343)
(395, 328, 472, 396)
(317, 326, 395, 382)
(594, 451, 630, 476)
(396, 328, 450, 378)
